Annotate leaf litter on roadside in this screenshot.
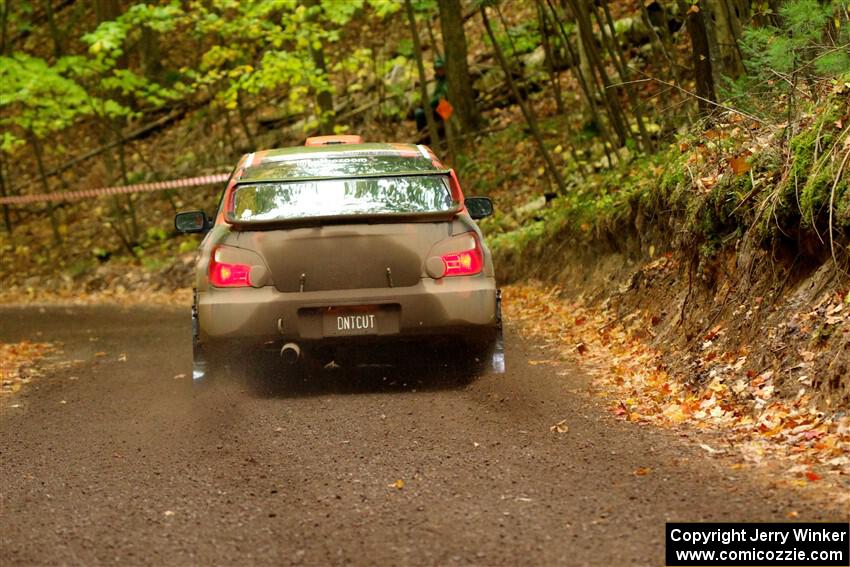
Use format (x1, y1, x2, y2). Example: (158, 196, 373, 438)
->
(0, 341, 54, 397)
(503, 283, 850, 492)
(0, 287, 192, 307)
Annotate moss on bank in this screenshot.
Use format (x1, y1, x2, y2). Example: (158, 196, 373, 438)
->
(486, 93, 850, 275)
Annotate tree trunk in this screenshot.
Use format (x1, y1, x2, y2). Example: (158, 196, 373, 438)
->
(28, 132, 61, 244)
(0, 0, 9, 55)
(115, 132, 139, 242)
(372, 43, 383, 125)
(703, 0, 746, 82)
(492, 1, 534, 104)
(425, 17, 442, 61)
(44, 0, 64, 59)
(97, 125, 136, 256)
(536, 0, 564, 115)
(221, 107, 239, 155)
(640, 2, 683, 88)
(303, 0, 335, 134)
(481, 5, 567, 195)
(236, 92, 256, 148)
(139, 25, 164, 83)
(0, 151, 12, 234)
(95, 0, 127, 71)
(405, 0, 441, 151)
(642, 1, 693, 126)
(596, 0, 652, 151)
(544, 0, 606, 139)
(94, 0, 120, 22)
(436, 0, 480, 132)
(574, 11, 595, 103)
(683, 2, 716, 116)
(494, 2, 519, 57)
(566, 0, 629, 146)
(310, 41, 335, 134)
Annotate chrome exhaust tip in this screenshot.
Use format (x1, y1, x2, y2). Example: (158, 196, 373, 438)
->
(280, 342, 301, 365)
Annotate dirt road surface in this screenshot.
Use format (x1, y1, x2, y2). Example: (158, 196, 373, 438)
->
(0, 306, 845, 566)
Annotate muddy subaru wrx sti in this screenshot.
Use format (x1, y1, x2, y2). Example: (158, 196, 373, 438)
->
(176, 137, 502, 379)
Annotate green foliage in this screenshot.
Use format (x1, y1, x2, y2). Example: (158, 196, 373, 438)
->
(180, 0, 371, 129)
(367, 0, 402, 18)
(75, 5, 184, 122)
(66, 258, 95, 279)
(0, 53, 91, 145)
(0, 0, 33, 35)
(728, 0, 850, 119)
(499, 20, 541, 56)
(488, 94, 849, 269)
(84, 2, 182, 56)
(4, 0, 847, 275)
(791, 103, 849, 229)
(144, 226, 168, 243)
(0, 131, 23, 154)
(178, 237, 200, 254)
(411, 0, 438, 12)
(0, 0, 410, 158)
(483, 12, 542, 59)
(488, 147, 663, 259)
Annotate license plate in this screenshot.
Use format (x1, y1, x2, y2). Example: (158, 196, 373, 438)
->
(323, 308, 379, 337)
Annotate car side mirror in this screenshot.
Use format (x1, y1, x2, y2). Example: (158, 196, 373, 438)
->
(465, 197, 493, 220)
(175, 210, 209, 234)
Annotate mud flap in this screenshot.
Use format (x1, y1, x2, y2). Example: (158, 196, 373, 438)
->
(491, 289, 505, 374)
(191, 290, 208, 382)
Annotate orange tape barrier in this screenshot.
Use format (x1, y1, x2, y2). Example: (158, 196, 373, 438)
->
(0, 173, 230, 206)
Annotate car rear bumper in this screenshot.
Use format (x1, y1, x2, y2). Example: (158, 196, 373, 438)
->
(197, 276, 498, 345)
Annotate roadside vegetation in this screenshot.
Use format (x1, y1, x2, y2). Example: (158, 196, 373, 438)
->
(1, 0, 848, 492)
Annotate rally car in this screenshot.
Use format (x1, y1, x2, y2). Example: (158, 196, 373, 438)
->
(175, 136, 502, 380)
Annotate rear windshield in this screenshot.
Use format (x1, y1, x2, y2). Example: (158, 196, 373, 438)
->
(229, 175, 454, 222)
(243, 155, 439, 181)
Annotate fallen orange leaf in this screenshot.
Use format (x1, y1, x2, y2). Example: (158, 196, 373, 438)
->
(728, 153, 752, 175)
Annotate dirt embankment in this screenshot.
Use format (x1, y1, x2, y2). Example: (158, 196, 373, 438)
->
(494, 190, 850, 490)
(493, 96, 850, 412)
(497, 212, 850, 410)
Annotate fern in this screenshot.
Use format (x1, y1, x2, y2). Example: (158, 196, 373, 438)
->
(726, 0, 850, 120)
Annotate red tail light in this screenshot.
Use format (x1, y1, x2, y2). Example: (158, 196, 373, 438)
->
(209, 247, 251, 287)
(441, 236, 484, 277)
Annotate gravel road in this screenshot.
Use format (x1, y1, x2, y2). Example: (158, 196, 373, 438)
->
(0, 305, 844, 566)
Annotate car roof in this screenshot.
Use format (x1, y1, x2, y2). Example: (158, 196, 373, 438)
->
(238, 143, 447, 183)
